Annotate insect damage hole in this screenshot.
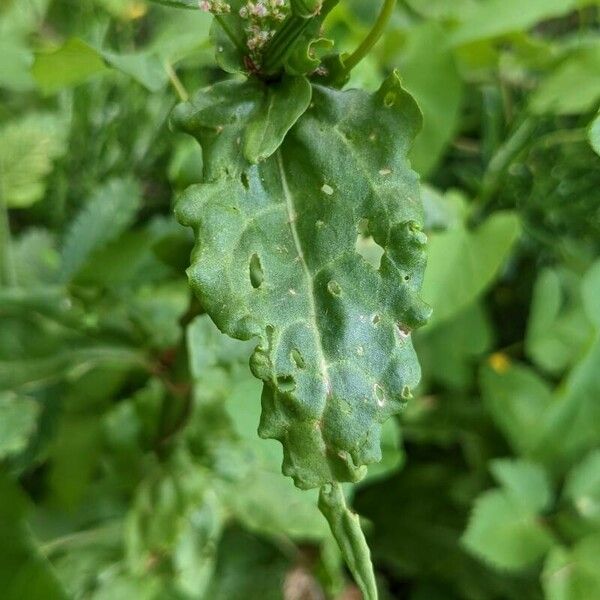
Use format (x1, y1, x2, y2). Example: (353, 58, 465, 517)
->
(355, 228, 384, 269)
(291, 348, 305, 369)
(277, 374, 296, 392)
(327, 280, 342, 296)
(374, 384, 386, 407)
(240, 172, 249, 190)
(249, 253, 264, 288)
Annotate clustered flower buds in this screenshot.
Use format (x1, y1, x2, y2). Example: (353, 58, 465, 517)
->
(198, 1, 292, 68)
(238, 1, 289, 64)
(198, 0, 231, 14)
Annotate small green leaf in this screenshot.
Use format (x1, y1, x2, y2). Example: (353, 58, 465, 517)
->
(480, 363, 553, 459)
(530, 45, 600, 115)
(0, 475, 68, 600)
(564, 450, 600, 525)
(0, 34, 35, 92)
(462, 489, 555, 571)
(543, 535, 600, 600)
(451, 0, 579, 46)
(400, 22, 464, 176)
(0, 114, 67, 208)
(243, 76, 312, 163)
(490, 459, 552, 513)
(422, 211, 520, 327)
(32, 38, 168, 93)
(525, 268, 591, 374)
(60, 178, 141, 282)
(32, 38, 108, 93)
(0, 392, 39, 459)
(172, 77, 312, 178)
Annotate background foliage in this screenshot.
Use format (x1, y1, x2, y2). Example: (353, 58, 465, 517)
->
(1, 0, 599, 598)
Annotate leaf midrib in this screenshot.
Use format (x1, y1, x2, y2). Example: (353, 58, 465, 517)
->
(276, 150, 332, 396)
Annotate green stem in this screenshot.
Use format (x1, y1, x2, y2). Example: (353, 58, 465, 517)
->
(163, 59, 189, 102)
(342, 0, 397, 74)
(261, 15, 312, 75)
(318, 482, 378, 600)
(0, 198, 16, 287)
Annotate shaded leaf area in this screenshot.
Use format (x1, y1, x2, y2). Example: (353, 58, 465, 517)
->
(355, 459, 544, 600)
(175, 72, 430, 489)
(0, 475, 68, 600)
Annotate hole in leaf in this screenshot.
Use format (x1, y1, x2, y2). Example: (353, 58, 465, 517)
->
(384, 91, 396, 107)
(374, 384, 385, 406)
(396, 323, 411, 339)
(372, 314, 381, 325)
(277, 375, 296, 392)
(404, 274, 410, 281)
(241, 172, 249, 190)
(291, 348, 305, 369)
(327, 280, 341, 296)
(401, 385, 412, 400)
(355, 233, 384, 269)
(249, 253, 264, 288)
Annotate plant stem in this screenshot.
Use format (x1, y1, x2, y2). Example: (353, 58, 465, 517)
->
(0, 197, 16, 287)
(163, 60, 189, 102)
(261, 15, 312, 75)
(318, 482, 378, 600)
(342, 0, 397, 74)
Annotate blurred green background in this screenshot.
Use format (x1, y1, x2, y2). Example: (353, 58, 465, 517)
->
(1, 0, 600, 598)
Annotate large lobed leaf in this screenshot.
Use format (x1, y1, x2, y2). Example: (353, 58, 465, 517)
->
(175, 72, 430, 489)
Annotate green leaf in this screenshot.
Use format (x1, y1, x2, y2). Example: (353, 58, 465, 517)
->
(0, 34, 35, 92)
(451, 0, 579, 46)
(0, 114, 67, 208)
(0, 475, 68, 600)
(422, 211, 520, 327)
(543, 535, 600, 600)
(101, 50, 168, 92)
(0, 346, 144, 392)
(126, 454, 223, 598)
(32, 38, 168, 93)
(176, 72, 429, 490)
(480, 363, 554, 459)
(590, 113, 600, 156)
(399, 23, 464, 176)
(12, 229, 59, 287)
(564, 450, 600, 526)
(489, 459, 552, 513)
(205, 526, 291, 600)
(462, 489, 555, 571)
(60, 177, 141, 282)
(418, 301, 493, 389)
(32, 38, 108, 93)
(172, 76, 312, 178)
(525, 268, 591, 374)
(243, 76, 312, 164)
(0, 392, 39, 459)
(529, 45, 600, 115)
